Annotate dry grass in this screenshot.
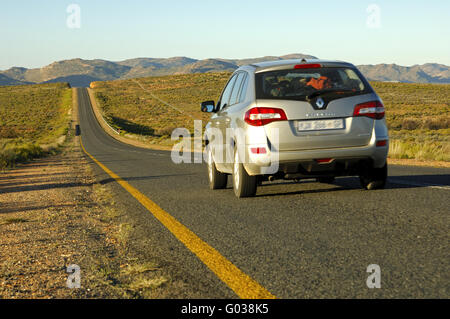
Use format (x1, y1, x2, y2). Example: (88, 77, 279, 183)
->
(371, 82, 450, 162)
(89, 170, 170, 298)
(0, 218, 29, 225)
(0, 83, 72, 168)
(91, 73, 230, 146)
(121, 262, 159, 275)
(127, 276, 168, 291)
(389, 139, 450, 161)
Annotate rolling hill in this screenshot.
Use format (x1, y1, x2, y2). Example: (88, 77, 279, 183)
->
(0, 74, 32, 86)
(357, 63, 450, 84)
(1, 54, 449, 87)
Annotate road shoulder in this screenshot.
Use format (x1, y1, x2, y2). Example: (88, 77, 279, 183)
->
(0, 135, 179, 297)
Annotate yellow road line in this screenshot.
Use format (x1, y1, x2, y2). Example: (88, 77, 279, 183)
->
(80, 138, 276, 299)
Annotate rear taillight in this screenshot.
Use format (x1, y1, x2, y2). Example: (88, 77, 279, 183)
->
(376, 140, 387, 147)
(294, 63, 322, 69)
(244, 107, 288, 126)
(315, 158, 333, 164)
(353, 101, 385, 119)
(250, 147, 267, 154)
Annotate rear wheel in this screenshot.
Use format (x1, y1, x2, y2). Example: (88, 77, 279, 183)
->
(233, 148, 257, 198)
(207, 146, 227, 190)
(359, 164, 387, 190)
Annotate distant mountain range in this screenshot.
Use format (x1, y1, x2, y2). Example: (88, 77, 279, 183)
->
(1, 54, 449, 87)
(0, 73, 33, 86)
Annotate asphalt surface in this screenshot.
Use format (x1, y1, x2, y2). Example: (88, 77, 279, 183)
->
(77, 88, 449, 298)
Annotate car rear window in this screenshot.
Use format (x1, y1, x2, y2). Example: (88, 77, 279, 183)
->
(255, 67, 372, 101)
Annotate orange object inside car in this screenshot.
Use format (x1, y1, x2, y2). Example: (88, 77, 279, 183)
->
(307, 76, 332, 90)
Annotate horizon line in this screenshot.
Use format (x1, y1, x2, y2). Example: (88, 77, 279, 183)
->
(1, 53, 449, 71)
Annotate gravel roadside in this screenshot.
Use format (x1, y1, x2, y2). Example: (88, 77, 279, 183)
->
(0, 136, 171, 298)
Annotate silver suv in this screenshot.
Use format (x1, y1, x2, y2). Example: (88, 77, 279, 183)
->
(201, 59, 389, 197)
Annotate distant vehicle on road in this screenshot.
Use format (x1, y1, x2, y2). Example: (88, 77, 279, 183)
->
(201, 59, 389, 197)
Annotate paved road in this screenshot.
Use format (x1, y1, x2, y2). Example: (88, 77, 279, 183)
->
(77, 88, 449, 298)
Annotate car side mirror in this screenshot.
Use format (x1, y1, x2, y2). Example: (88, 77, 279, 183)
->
(201, 100, 216, 113)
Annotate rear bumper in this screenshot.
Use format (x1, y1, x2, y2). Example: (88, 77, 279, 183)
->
(244, 138, 388, 176)
(243, 116, 389, 176)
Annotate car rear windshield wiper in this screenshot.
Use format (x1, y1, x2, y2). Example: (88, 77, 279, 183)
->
(307, 89, 356, 100)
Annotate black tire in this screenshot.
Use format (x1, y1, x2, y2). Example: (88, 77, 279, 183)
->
(317, 176, 335, 184)
(207, 147, 227, 190)
(359, 163, 387, 190)
(232, 148, 257, 198)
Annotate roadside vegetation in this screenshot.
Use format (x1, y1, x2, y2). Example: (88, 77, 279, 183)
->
(91, 74, 449, 162)
(0, 83, 72, 169)
(91, 73, 230, 146)
(372, 82, 449, 162)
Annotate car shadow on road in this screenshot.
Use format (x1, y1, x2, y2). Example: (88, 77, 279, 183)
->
(386, 174, 450, 188)
(252, 174, 450, 197)
(256, 185, 351, 198)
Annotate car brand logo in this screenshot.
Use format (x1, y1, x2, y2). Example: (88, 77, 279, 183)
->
(316, 97, 325, 109)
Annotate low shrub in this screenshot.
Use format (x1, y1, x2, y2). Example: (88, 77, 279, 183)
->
(0, 143, 44, 169)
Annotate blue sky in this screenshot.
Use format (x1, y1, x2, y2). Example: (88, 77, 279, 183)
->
(1, 0, 449, 69)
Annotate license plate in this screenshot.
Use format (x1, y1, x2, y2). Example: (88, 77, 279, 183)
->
(297, 119, 344, 131)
